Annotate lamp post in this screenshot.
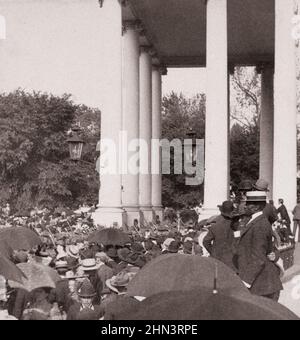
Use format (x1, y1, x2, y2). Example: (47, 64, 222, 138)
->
(67, 126, 85, 161)
(186, 128, 197, 166)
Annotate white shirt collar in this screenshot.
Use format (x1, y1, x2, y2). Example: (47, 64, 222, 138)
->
(247, 211, 263, 225)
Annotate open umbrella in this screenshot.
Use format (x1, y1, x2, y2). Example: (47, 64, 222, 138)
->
(0, 227, 42, 250)
(117, 288, 299, 320)
(88, 228, 130, 246)
(127, 254, 248, 298)
(0, 239, 13, 259)
(8, 262, 61, 291)
(0, 255, 25, 283)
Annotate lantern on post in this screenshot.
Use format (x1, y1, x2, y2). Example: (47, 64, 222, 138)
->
(186, 128, 197, 166)
(67, 126, 85, 161)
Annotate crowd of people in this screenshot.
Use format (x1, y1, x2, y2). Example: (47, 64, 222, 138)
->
(0, 177, 297, 320)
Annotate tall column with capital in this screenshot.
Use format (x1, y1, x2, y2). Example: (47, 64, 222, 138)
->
(204, 0, 229, 215)
(260, 65, 274, 198)
(139, 46, 153, 223)
(121, 20, 141, 227)
(151, 64, 166, 220)
(273, 0, 297, 210)
(94, 0, 125, 227)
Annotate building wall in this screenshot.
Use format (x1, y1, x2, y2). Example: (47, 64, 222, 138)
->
(0, 0, 107, 109)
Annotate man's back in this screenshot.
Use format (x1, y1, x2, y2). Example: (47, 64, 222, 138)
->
(293, 204, 300, 220)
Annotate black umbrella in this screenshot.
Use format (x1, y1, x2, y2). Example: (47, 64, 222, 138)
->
(127, 254, 248, 297)
(0, 227, 42, 250)
(0, 239, 13, 259)
(117, 289, 299, 320)
(0, 255, 25, 283)
(88, 228, 130, 246)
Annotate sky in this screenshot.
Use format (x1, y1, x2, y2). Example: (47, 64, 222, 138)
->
(163, 68, 207, 97)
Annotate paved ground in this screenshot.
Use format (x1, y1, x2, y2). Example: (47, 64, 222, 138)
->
(279, 244, 300, 316)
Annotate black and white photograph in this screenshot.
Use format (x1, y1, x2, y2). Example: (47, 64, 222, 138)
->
(0, 0, 300, 323)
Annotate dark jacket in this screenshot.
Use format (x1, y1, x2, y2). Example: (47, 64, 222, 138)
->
(67, 302, 104, 320)
(236, 214, 283, 296)
(277, 205, 291, 225)
(263, 203, 278, 225)
(203, 215, 236, 271)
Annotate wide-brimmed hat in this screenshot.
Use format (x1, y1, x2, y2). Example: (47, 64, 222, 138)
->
(55, 260, 69, 271)
(157, 225, 169, 232)
(168, 240, 181, 253)
(117, 248, 146, 268)
(77, 278, 96, 298)
(66, 245, 80, 259)
(131, 243, 145, 255)
(246, 191, 267, 202)
(106, 272, 131, 293)
(217, 201, 235, 218)
(253, 179, 270, 192)
(81, 258, 101, 271)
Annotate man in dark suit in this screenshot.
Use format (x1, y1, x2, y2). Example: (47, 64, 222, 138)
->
(236, 191, 283, 301)
(203, 201, 237, 272)
(277, 199, 292, 235)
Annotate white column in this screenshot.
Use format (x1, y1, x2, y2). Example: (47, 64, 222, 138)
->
(121, 20, 141, 227)
(151, 64, 164, 221)
(94, 0, 125, 227)
(204, 0, 229, 216)
(139, 46, 153, 223)
(273, 0, 297, 210)
(260, 65, 274, 199)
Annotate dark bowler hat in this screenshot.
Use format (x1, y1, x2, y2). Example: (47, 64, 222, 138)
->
(238, 180, 253, 191)
(217, 201, 235, 218)
(168, 240, 181, 253)
(77, 278, 96, 298)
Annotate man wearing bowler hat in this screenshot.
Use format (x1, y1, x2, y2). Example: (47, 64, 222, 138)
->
(254, 179, 278, 225)
(236, 191, 283, 301)
(203, 201, 238, 272)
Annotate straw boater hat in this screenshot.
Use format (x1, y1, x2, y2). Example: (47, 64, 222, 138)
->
(246, 191, 267, 202)
(81, 258, 101, 272)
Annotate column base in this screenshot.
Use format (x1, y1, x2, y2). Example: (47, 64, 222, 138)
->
(139, 206, 154, 226)
(152, 206, 164, 223)
(123, 206, 140, 228)
(92, 207, 126, 228)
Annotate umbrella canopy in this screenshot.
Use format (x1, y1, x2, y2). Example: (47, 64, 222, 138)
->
(0, 227, 42, 250)
(9, 262, 61, 291)
(88, 228, 130, 246)
(127, 254, 248, 298)
(117, 289, 299, 320)
(0, 239, 13, 259)
(0, 255, 25, 283)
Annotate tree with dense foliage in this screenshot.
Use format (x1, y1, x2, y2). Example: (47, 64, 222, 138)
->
(0, 90, 100, 214)
(161, 92, 205, 209)
(230, 67, 260, 187)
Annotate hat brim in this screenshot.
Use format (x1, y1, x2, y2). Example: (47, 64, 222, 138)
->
(105, 279, 120, 293)
(82, 264, 101, 271)
(253, 185, 270, 192)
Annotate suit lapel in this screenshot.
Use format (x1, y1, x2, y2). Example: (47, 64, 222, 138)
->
(240, 214, 265, 238)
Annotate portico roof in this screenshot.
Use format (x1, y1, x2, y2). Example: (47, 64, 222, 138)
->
(125, 0, 275, 67)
